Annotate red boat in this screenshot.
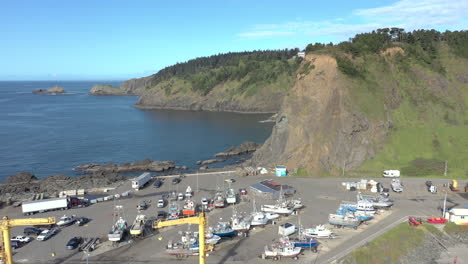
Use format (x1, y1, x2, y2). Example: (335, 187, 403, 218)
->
(408, 216, 422, 226)
(426, 217, 447, 224)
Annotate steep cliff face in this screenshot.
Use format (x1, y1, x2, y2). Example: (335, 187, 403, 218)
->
(254, 49, 468, 176)
(252, 55, 388, 174)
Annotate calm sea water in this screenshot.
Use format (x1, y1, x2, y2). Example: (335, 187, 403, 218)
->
(0, 81, 273, 181)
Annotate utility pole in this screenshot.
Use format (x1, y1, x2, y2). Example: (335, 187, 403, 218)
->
(443, 191, 447, 218)
(444, 160, 448, 177)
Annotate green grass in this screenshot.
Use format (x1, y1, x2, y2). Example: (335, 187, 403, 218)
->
(343, 223, 435, 264)
(444, 222, 468, 234)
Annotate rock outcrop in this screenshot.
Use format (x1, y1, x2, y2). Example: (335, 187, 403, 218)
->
(214, 141, 261, 157)
(252, 55, 387, 175)
(32, 85, 65, 94)
(89, 85, 129, 95)
(75, 159, 176, 174)
(197, 158, 226, 166)
(0, 172, 126, 202)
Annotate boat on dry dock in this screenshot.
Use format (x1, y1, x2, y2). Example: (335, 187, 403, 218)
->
(129, 214, 146, 237)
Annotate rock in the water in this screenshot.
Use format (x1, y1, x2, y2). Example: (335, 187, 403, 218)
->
(75, 159, 176, 174)
(32, 85, 65, 94)
(199, 158, 226, 165)
(89, 85, 129, 95)
(214, 141, 261, 157)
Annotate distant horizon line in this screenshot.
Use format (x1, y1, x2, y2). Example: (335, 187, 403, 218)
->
(0, 79, 127, 82)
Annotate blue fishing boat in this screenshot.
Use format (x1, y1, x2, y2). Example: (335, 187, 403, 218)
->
(211, 222, 238, 237)
(291, 238, 319, 250)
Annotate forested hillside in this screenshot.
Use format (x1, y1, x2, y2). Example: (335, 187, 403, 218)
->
(119, 28, 467, 177)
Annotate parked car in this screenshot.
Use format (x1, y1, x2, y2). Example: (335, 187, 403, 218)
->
(239, 188, 248, 195)
(172, 177, 181, 185)
(137, 200, 148, 210)
(11, 235, 32, 243)
(11, 241, 20, 249)
(224, 179, 235, 183)
(37, 229, 57, 241)
(177, 193, 185, 201)
(66, 237, 82, 249)
(157, 199, 165, 208)
(23, 227, 42, 236)
(75, 217, 90, 226)
(156, 210, 167, 220)
(154, 178, 163, 188)
(201, 197, 208, 206)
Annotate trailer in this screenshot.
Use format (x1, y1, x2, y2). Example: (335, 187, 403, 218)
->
(22, 198, 69, 215)
(132, 172, 152, 190)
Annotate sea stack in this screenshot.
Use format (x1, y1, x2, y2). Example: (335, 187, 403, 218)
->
(32, 85, 65, 94)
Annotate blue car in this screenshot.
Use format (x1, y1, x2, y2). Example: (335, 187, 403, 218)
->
(66, 237, 82, 250)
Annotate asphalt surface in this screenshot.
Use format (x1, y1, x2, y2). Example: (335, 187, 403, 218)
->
(2, 174, 465, 264)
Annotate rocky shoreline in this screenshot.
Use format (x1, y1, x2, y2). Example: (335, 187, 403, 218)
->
(0, 172, 127, 205)
(1, 141, 261, 204)
(74, 159, 177, 174)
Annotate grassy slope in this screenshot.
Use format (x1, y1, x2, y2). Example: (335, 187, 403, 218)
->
(343, 223, 438, 264)
(348, 46, 468, 178)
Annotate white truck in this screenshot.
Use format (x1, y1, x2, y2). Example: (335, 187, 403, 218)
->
(132, 172, 152, 190)
(22, 198, 69, 215)
(278, 223, 296, 236)
(383, 170, 400, 178)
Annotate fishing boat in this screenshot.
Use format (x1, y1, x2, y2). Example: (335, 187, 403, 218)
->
(262, 236, 302, 260)
(329, 212, 361, 229)
(231, 206, 251, 232)
(204, 232, 221, 245)
(166, 233, 199, 257)
(353, 210, 374, 221)
(288, 199, 304, 209)
(213, 192, 225, 208)
(129, 214, 146, 237)
(250, 199, 278, 226)
(168, 202, 180, 220)
(340, 200, 376, 213)
(336, 206, 373, 222)
(226, 188, 237, 204)
(261, 204, 293, 215)
(302, 225, 335, 239)
(357, 193, 393, 209)
(57, 214, 77, 227)
(211, 222, 237, 237)
(182, 199, 196, 216)
(108, 205, 127, 242)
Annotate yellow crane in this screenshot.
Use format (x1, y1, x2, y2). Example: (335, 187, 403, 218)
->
(153, 212, 208, 264)
(0, 216, 56, 264)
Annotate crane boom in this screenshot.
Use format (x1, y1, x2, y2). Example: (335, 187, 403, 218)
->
(153, 213, 207, 264)
(1, 216, 56, 264)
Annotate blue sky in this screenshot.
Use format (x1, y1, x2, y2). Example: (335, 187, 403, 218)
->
(1, 0, 467, 80)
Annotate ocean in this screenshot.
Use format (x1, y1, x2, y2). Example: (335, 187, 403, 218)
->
(0, 81, 273, 181)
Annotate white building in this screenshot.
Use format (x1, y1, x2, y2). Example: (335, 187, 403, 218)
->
(297, 51, 306, 58)
(445, 208, 468, 225)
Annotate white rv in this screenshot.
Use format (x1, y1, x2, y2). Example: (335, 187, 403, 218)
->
(383, 170, 400, 178)
(132, 172, 152, 190)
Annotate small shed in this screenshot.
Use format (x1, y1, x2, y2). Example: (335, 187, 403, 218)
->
(276, 166, 287, 177)
(445, 208, 468, 225)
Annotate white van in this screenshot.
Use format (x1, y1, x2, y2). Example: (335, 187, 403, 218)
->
(383, 170, 400, 178)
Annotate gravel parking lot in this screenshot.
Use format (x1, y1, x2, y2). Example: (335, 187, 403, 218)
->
(2, 173, 463, 264)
